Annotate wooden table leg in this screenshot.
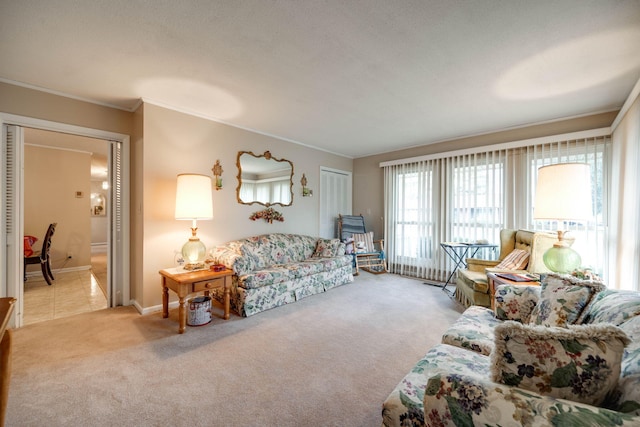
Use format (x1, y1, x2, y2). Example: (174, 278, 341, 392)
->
(223, 281, 230, 320)
(162, 278, 169, 319)
(0, 329, 12, 427)
(178, 296, 187, 334)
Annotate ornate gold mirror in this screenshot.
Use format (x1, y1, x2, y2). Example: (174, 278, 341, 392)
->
(236, 151, 294, 206)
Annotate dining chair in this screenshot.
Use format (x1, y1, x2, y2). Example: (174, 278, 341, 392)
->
(24, 223, 57, 286)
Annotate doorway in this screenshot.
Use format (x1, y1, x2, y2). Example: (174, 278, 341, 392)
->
(1, 114, 130, 328)
(22, 128, 110, 325)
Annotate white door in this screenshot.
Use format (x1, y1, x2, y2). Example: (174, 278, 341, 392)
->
(1, 125, 24, 327)
(319, 167, 352, 238)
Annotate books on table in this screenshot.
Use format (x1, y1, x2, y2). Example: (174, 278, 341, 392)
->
(495, 272, 540, 282)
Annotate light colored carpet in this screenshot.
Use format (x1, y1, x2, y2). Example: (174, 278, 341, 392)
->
(7, 273, 463, 426)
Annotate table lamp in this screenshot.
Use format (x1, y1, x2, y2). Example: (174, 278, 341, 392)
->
(533, 163, 592, 273)
(175, 173, 213, 266)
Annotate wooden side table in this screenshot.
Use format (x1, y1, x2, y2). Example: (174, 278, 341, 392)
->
(487, 272, 540, 310)
(1, 297, 16, 427)
(159, 268, 234, 334)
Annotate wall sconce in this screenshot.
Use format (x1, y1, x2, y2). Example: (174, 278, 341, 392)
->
(175, 174, 213, 269)
(301, 173, 313, 197)
(212, 160, 223, 190)
(102, 181, 109, 190)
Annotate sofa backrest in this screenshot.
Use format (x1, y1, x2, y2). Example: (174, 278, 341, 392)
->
(237, 233, 317, 271)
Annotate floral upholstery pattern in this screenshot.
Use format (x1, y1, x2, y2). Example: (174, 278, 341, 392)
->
(424, 371, 640, 427)
(313, 238, 345, 257)
(608, 315, 640, 415)
(528, 273, 605, 327)
(492, 321, 629, 406)
(494, 283, 540, 323)
(210, 234, 353, 316)
(381, 344, 490, 427)
(440, 306, 500, 356)
(581, 289, 640, 325)
(382, 284, 640, 427)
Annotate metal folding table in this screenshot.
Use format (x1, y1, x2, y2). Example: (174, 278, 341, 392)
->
(438, 242, 498, 292)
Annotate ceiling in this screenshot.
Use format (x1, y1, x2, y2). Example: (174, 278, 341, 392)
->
(2, 1, 640, 158)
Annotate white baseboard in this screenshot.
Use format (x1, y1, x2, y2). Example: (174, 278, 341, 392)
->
(25, 265, 91, 278)
(136, 300, 179, 316)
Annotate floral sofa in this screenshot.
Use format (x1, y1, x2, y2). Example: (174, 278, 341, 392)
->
(382, 274, 640, 426)
(209, 233, 353, 317)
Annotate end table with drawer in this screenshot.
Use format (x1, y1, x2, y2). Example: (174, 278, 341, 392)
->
(159, 267, 234, 334)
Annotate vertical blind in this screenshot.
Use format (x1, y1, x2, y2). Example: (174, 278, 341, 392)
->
(383, 135, 610, 282)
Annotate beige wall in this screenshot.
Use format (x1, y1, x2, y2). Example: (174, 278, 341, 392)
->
(352, 111, 619, 240)
(3, 80, 624, 309)
(0, 82, 133, 135)
(24, 145, 92, 272)
(137, 103, 353, 308)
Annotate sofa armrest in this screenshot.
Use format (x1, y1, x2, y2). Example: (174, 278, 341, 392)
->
(209, 245, 249, 275)
(424, 371, 640, 426)
(466, 258, 499, 272)
(493, 284, 540, 323)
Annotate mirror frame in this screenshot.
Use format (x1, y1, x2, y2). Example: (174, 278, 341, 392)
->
(236, 150, 294, 207)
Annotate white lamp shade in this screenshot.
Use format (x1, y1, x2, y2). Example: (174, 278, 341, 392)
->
(534, 163, 593, 221)
(175, 174, 213, 220)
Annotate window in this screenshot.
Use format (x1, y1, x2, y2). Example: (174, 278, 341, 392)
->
(383, 134, 610, 281)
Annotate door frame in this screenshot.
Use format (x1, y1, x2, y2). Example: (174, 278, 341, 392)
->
(1, 113, 131, 327)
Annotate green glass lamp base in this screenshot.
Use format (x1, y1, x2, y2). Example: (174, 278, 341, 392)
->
(543, 246, 581, 274)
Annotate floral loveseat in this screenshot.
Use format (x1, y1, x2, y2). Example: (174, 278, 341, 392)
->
(210, 233, 353, 317)
(382, 274, 640, 426)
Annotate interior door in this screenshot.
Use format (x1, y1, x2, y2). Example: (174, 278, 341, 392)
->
(1, 125, 24, 326)
(319, 167, 352, 238)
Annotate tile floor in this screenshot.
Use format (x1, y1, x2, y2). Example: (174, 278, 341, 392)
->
(23, 269, 108, 326)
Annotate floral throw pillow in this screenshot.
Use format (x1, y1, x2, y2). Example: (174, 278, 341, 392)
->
(312, 238, 343, 257)
(494, 284, 541, 323)
(529, 273, 606, 327)
(491, 321, 629, 406)
(495, 248, 530, 270)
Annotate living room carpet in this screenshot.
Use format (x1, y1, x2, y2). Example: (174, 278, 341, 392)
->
(6, 273, 463, 426)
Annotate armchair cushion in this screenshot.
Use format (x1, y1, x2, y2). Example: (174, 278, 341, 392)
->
(494, 248, 529, 270)
(529, 273, 606, 327)
(491, 321, 630, 406)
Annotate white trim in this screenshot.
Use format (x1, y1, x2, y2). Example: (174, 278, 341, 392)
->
(612, 76, 640, 131)
(0, 113, 128, 141)
(135, 300, 179, 316)
(0, 113, 132, 322)
(380, 127, 612, 167)
(319, 166, 353, 176)
(25, 265, 91, 278)
(0, 78, 134, 112)
(24, 143, 93, 155)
